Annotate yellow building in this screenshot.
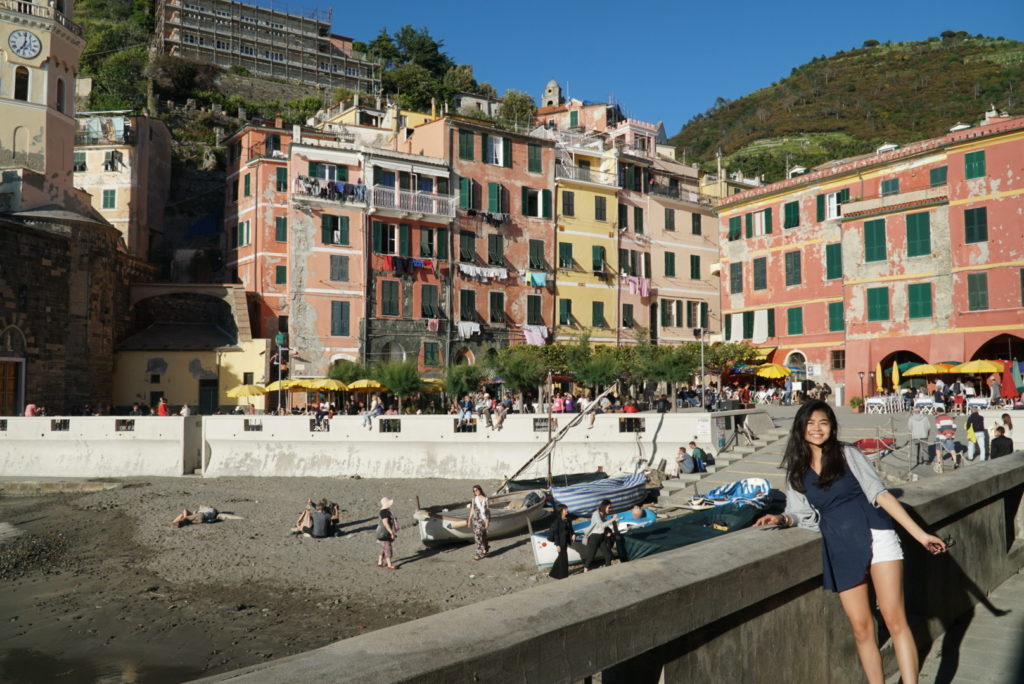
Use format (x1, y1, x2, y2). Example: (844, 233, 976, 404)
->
(314, 95, 434, 131)
(552, 133, 620, 343)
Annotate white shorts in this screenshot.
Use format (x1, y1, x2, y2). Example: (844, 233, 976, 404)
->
(870, 529, 904, 564)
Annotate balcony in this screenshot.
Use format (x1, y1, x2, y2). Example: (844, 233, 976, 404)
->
(842, 184, 949, 219)
(649, 183, 715, 207)
(371, 185, 456, 219)
(555, 163, 618, 187)
(1, 0, 83, 37)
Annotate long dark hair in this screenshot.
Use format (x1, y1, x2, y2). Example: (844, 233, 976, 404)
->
(782, 400, 845, 492)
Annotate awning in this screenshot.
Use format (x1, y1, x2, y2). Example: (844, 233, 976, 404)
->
(753, 347, 776, 361)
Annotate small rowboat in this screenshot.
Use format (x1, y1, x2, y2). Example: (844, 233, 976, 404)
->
(413, 489, 548, 545)
(550, 472, 651, 517)
(506, 471, 608, 492)
(529, 508, 657, 568)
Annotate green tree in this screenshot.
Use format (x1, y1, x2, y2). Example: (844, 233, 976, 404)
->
(89, 46, 148, 109)
(564, 336, 622, 391)
(493, 346, 546, 400)
(445, 363, 485, 399)
(383, 63, 441, 112)
(370, 360, 423, 413)
(497, 89, 537, 127)
(393, 25, 454, 78)
(443, 65, 478, 94)
(367, 28, 399, 68)
(328, 360, 367, 384)
(147, 56, 221, 101)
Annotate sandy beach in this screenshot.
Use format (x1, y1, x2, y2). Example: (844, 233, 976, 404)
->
(0, 476, 557, 682)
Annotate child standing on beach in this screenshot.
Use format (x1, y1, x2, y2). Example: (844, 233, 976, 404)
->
(377, 497, 398, 570)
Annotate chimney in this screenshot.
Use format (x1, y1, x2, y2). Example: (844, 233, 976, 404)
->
(275, 114, 283, 129)
(354, 93, 360, 108)
(431, 97, 437, 119)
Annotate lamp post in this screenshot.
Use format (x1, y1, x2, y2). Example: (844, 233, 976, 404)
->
(693, 328, 709, 410)
(858, 371, 865, 401)
(869, 372, 875, 399)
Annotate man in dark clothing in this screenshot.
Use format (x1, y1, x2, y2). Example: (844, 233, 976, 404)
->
(309, 503, 334, 538)
(990, 426, 1014, 459)
(966, 406, 988, 461)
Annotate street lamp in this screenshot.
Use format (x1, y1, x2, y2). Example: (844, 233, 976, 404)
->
(693, 327, 709, 410)
(858, 371, 865, 401)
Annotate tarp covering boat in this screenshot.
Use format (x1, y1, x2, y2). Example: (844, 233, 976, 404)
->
(619, 503, 761, 561)
(507, 471, 609, 492)
(550, 473, 650, 517)
(695, 478, 772, 509)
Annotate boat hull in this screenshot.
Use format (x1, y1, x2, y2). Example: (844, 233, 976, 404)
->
(530, 510, 657, 568)
(550, 473, 650, 517)
(416, 489, 549, 545)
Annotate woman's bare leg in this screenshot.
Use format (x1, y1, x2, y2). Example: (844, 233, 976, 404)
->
(871, 560, 918, 684)
(838, 581, 884, 684)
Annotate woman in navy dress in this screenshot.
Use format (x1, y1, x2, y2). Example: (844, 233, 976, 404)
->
(755, 400, 947, 684)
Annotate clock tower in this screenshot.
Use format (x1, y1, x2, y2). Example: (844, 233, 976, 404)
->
(1, 0, 85, 211)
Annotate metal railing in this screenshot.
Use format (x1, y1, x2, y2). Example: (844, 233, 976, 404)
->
(2, 1, 83, 36)
(649, 183, 715, 206)
(371, 185, 456, 218)
(555, 163, 618, 187)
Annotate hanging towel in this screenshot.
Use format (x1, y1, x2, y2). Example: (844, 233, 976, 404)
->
(627, 276, 638, 295)
(529, 272, 547, 287)
(728, 313, 743, 342)
(521, 325, 549, 346)
(752, 309, 768, 344)
(457, 321, 481, 339)
(639, 278, 650, 297)
(427, 318, 439, 332)
(383, 255, 394, 271)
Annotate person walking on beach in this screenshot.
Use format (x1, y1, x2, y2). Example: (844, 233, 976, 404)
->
(581, 499, 617, 572)
(377, 497, 398, 569)
(907, 407, 931, 466)
(547, 504, 573, 580)
(468, 485, 490, 561)
(754, 400, 947, 684)
(966, 406, 988, 462)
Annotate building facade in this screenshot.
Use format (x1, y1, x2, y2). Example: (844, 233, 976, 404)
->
(717, 109, 1024, 399)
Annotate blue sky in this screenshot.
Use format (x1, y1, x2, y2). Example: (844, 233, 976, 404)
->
(323, 0, 1024, 136)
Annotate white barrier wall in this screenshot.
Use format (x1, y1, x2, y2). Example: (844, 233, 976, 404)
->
(201, 412, 730, 479)
(0, 416, 196, 478)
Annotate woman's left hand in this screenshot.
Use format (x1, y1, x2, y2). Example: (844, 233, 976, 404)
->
(919, 534, 947, 554)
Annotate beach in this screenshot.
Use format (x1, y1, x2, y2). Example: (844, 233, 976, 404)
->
(0, 476, 552, 682)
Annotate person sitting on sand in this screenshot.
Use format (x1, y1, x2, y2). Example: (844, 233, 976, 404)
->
(292, 497, 341, 535)
(171, 505, 219, 528)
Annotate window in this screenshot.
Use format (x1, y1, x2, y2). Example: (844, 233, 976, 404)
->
(55, 78, 65, 113)
(484, 135, 511, 167)
(458, 129, 474, 160)
(728, 216, 742, 241)
(487, 234, 504, 266)
(786, 307, 803, 335)
(906, 213, 931, 257)
(236, 220, 250, 247)
(459, 231, 475, 262)
(964, 207, 988, 243)
(967, 273, 988, 311)
(419, 227, 434, 257)
(421, 284, 440, 318)
(867, 287, 889, 321)
(329, 255, 348, 282)
(460, 289, 476, 320)
(243, 173, 251, 197)
(618, 203, 628, 230)
(522, 188, 552, 218)
(730, 262, 743, 294)
(563, 191, 575, 217)
(382, 281, 400, 316)
(745, 208, 772, 237)
(825, 243, 843, 280)
(634, 206, 644, 234)
(372, 222, 407, 255)
(831, 349, 846, 370)
(930, 166, 947, 187)
(880, 179, 899, 196)
(569, 110, 579, 128)
(309, 162, 347, 183)
(490, 291, 505, 323)
(528, 239, 545, 270)
(594, 196, 607, 221)
(424, 342, 440, 366)
(661, 300, 673, 327)
(528, 144, 542, 173)
(753, 257, 767, 290)
(73, 151, 86, 171)
(331, 301, 349, 336)
(14, 67, 28, 101)
(691, 213, 702, 235)
(908, 283, 932, 318)
(592, 246, 605, 272)
(817, 189, 849, 220)
(592, 301, 606, 328)
(664, 252, 676, 277)
(964, 150, 986, 179)
(664, 208, 676, 231)
(275, 216, 287, 242)
(784, 252, 801, 286)
(690, 254, 701, 280)
(275, 265, 287, 285)
(622, 303, 635, 327)
(459, 176, 475, 210)
(436, 228, 448, 260)
(102, 189, 116, 209)
(527, 295, 543, 325)
(700, 302, 709, 329)
(685, 301, 697, 328)
(487, 182, 504, 212)
(864, 219, 887, 262)
(321, 215, 349, 245)
(558, 242, 573, 269)
(559, 299, 572, 325)
(827, 301, 844, 332)
(232, 180, 239, 202)
(276, 167, 288, 191)
(783, 201, 799, 229)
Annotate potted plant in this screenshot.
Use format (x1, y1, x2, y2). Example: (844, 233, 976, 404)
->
(849, 396, 864, 413)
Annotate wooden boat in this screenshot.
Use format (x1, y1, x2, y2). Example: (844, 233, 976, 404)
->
(529, 508, 657, 568)
(506, 471, 608, 492)
(550, 472, 651, 517)
(413, 489, 548, 545)
(618, 503, 761, 561)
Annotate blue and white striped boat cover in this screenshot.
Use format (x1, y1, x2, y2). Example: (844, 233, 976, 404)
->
(702, 478, 771, 508)
(551, 473, 649, 517)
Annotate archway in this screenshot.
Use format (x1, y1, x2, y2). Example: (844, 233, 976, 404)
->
(380, 342, 406, 362)
(784, 351, 807, 380)
(453, 347, 475, 365)
(971, 334, 1024, 362)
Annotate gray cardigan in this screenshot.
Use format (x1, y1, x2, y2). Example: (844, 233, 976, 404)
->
(783, 444, 888, 532)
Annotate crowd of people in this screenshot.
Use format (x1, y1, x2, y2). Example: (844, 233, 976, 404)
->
(908, 407, 1015, 472)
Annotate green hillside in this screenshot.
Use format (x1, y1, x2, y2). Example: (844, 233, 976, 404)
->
(671, 33, 1024, 182)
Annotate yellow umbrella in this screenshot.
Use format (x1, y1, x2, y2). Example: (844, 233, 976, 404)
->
(226, 384, 267, 398)
(951, 360, 1004, 374)
(903, 363, 954, 377)
(347, 378, 388, 391)
(755, 363, 791, 379)
(875, 361, 883, 393)
(419, 378, 445, 393)
(891, 360, 900, 388)
(265, 379, 300, 392)
(305, 378, 348, 391)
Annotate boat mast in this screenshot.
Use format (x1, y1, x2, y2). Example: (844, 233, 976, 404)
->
(547, 370, 553, 487)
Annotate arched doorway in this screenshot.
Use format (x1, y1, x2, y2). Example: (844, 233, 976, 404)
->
(453, 347, 475, 365)
(784, 351, 807, 381)
(380, 342, 406, 362)
(0, 326, 27, 415)
(971, 334, 1024, 361)
(878, 350, 928, 390)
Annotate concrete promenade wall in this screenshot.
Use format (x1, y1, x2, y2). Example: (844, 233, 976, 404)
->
(198, 457, 1024, 684)
(0, 416, 201, 477)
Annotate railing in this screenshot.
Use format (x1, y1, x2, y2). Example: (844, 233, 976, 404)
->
(1, 1, 83, 37)
(371, 185, 456, 218)
(555, 163, 618, 187)
(649, 183, 715, 206)
(556, 131, 606, 151)
(75, 131, 133, 146)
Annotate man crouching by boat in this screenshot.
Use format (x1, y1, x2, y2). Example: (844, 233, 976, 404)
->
(582, 499, 617, 572)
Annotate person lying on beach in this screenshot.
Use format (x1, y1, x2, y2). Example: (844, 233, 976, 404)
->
(171, 505, 219, 528)
(292, 497, 341, 536)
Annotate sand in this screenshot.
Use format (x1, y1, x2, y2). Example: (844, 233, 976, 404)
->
(0, 476, 555, 682)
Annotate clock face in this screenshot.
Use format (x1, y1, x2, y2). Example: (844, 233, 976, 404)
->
(8, 30, 42, 59)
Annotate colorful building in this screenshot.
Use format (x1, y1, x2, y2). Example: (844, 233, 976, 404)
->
(717, 108, 1024, 399)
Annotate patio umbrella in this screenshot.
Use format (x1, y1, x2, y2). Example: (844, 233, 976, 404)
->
(225, 384, 267, 398)
(896, 361, 920, 373)
(755, 363, 791, 379)
(950, 360, 1004, 374)
(891, 361, 900, 388)
(419, 378, 445, 393)
(903, 364, 953, 377)
(1012, 358, 1024, 393)
(307, 378, 348, 391)
(347, 378, 388, 391)
(875, 361, 883, 393)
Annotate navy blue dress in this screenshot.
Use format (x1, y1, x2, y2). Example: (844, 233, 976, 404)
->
(802, 466, 894, 592)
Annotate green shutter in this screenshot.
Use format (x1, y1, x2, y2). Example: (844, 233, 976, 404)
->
(275, 265, 287, 285)
(399, 171, 411, 191)
(764, 207, 772, 234)
(276, 166, 288, 191)
(828, 302, 844, 331)
(753, 257, 767, 290)
(459, 130, 474, 160)
(275, 216, 287, 242)
(838, 188, 849, 204)
(765, 308, 774, 337)
(244, 174, 251, 197)
(700, 301, 709, 329)
(965, 207, 987, 243)
(745, 212, 753, 238)
(965, 150, 985, 179)
(786, 307, 803, 335)
(785, 252, 801, 286)
(399, 224, 410, 256)
(664, 207, 675, 231)
(503, 137, 512, 168)
(618, 203, 628, 229)
(592, 246, 604, 271)
(967, 273, 989, 310)
(459, 177, 471, 209)
(569, 111, 578, 128)
(559, 298, 571, 325)
(321, 214, 333, 244)
(728, 216, 741, 240)
(339, 216, 349, 245)
(488, 182, 501, 212)
(908, 283, 932, 319)
(929, 166, 947, 187)
(816, 194, 825, 221)
(528, 144, 541, 173)
(906, 213, 930, 257)
(480, 133, 488, 162)
(864, 219, 886, 262)
(867, 287, 889, 321)
(309, 161, 319, 177)
(337, 165, 348, 182)
(372, 221, 383, 253)
(825, 243, 842, 280)
(784, 201, 799, 228)
(542, 190, 552, 219)
(690, 254, 700, 280)
(522, 186, 531, 216)
(664, 252, 675, 277)
(633, 206, 643, 234)
(558, 242, 572, 268)
(436, 228, 448, 259)
(730, 262, 743, 294)
(592, 301, 604, 327)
